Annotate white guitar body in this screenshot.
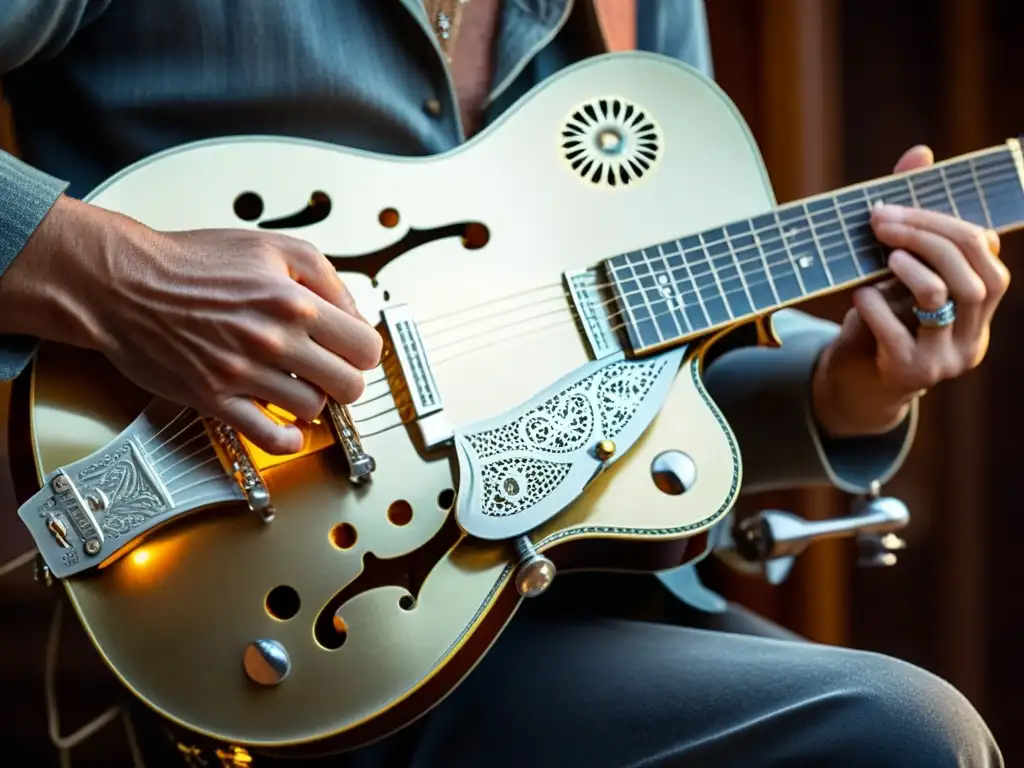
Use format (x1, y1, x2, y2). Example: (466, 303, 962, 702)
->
(12, 52, 779, 756)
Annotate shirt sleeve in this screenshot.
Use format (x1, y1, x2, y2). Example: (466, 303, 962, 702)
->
(0, 1, 110, 380)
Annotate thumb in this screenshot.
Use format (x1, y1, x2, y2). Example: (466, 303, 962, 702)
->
(893, 144, 934, 173)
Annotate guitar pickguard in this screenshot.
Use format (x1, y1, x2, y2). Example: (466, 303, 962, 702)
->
(453, 347, 687, 540)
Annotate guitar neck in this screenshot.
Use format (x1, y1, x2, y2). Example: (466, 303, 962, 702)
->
(605, 138, 1024, 355)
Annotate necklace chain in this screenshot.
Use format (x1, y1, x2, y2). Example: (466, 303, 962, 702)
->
(422, 0, 471, 61)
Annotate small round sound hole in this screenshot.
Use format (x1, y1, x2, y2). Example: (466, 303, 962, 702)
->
(329, 523, 357, 549)
(265, 585, 301, 621)
(234, 191, 264, 221)
(388, 500, 413, 526)
(437, 488, 455, 510)
(379, 207, 400, 228)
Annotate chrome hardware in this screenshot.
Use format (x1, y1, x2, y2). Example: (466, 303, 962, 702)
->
(325, 400, 376, 484)
(715, 493, 911, 585)
(596, 128, 625, 155)
(243, 639, 291, 686)
(381, 304, 453, 450)
(19, 399, 252, 579)
(49, 471, 105, 556)
(650, 450, 698, 495)
(564, 269, 621, 360)
(454, 348, 685, 540)
(210, 421, 275, 523)
(512, 536, 556, 598)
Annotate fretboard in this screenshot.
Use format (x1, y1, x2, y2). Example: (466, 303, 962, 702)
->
(606, 140, 1024, 354)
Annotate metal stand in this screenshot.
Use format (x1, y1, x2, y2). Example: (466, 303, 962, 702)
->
(714, 483, 910, 585)
(657, 483, 911, 611)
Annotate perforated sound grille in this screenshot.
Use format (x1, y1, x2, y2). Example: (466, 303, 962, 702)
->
(560, 97, 662, 187)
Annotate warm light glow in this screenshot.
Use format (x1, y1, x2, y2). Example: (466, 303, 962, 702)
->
(240, 402, 336, 470)
(130, 549, 152, 567)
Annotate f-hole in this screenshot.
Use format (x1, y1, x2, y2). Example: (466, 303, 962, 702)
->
(324, 221, 490, 282)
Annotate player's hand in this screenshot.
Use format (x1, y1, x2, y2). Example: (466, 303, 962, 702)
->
(812, 145, 1009, 437)
(0, 195, 382, 454)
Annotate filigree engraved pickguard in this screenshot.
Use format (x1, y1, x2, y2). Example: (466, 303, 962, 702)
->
(454, 349, 686, 540)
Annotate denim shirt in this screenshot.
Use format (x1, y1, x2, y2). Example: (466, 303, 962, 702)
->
(0, 0, 915, 496)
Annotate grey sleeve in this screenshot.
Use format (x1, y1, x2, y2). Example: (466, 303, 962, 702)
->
(0, 1, 110, 380)
(702, 309, 918, 495)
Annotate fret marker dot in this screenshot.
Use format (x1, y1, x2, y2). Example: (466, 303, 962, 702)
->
(798, 256, 814, 268)
(657, 274, 670, 285)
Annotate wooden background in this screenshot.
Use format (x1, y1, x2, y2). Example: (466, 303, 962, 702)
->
(702, 0, 1024, 760)
(1, 0, 1023, 764)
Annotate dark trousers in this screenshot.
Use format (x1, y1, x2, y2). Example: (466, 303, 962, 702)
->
(133, 572, 1002, 768)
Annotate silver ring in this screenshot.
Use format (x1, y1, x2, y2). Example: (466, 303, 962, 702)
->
(912, 299, 956, 328)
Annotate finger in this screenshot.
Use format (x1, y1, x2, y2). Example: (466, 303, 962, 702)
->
(277, 338, 370, 406)
(886, 249, 959, 350)
(872, 205, 1006, 301)
(276, 236, 359, 316)
(309, 298, 384, 373)
(212, 396, 305, 455)
(871, 217, 987, 307)
(851, 285, 917, 364)
(246, 366, 328, 424)
(892, 145, 935, 173)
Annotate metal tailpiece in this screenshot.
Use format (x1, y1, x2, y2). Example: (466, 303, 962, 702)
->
(18, 398, 271, 579)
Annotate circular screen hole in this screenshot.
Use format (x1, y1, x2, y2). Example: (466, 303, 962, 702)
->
(330, 523, 357, 549)
(265, 585, 300, 621)
(388, 500, 413, 526)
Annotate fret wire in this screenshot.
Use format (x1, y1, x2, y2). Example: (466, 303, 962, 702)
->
(672, 239, 713, 327)
(802, 202, 836, 286)
(616, 236, 890, 342)
(619, 165, 1011, 311)
(770, 211, 803, 296)
(723, 224, 759, 312)
(631, 252, 668, 346)
(607, 150, 1022, 345)
(698, 232, 735, 320)
(969, 156, 995, 228)
(938, 165, 960, 218)
(653, 244, 688, 337)
(610, 258, 646, 348)
(828, 196, 863, 276)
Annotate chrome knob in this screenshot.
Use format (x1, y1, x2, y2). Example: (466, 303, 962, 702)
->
(512, 536, 556, 598)
(243, 639, 290, 685)
(651, 450, 697, 495)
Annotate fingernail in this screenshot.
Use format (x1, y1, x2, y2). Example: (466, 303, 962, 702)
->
(872, 203, 902, 220)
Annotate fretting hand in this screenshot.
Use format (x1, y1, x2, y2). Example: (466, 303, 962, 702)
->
(0, 195, 383, 455)
(811, 145, 1011, 437)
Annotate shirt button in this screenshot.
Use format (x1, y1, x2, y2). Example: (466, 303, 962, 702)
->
(423, 98, 443, 117)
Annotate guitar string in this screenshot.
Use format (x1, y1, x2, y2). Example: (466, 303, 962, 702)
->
(4, 155, 1019, 535)
(410, 153, 1016, 336)
(349, 160, 1020, 400)
(11, 151, 1012, 768)
(358, 159, 1018, 374)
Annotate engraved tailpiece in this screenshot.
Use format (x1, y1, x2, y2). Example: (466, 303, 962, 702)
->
(18, 397, 272, 579)
(453, 348, 686, 540)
